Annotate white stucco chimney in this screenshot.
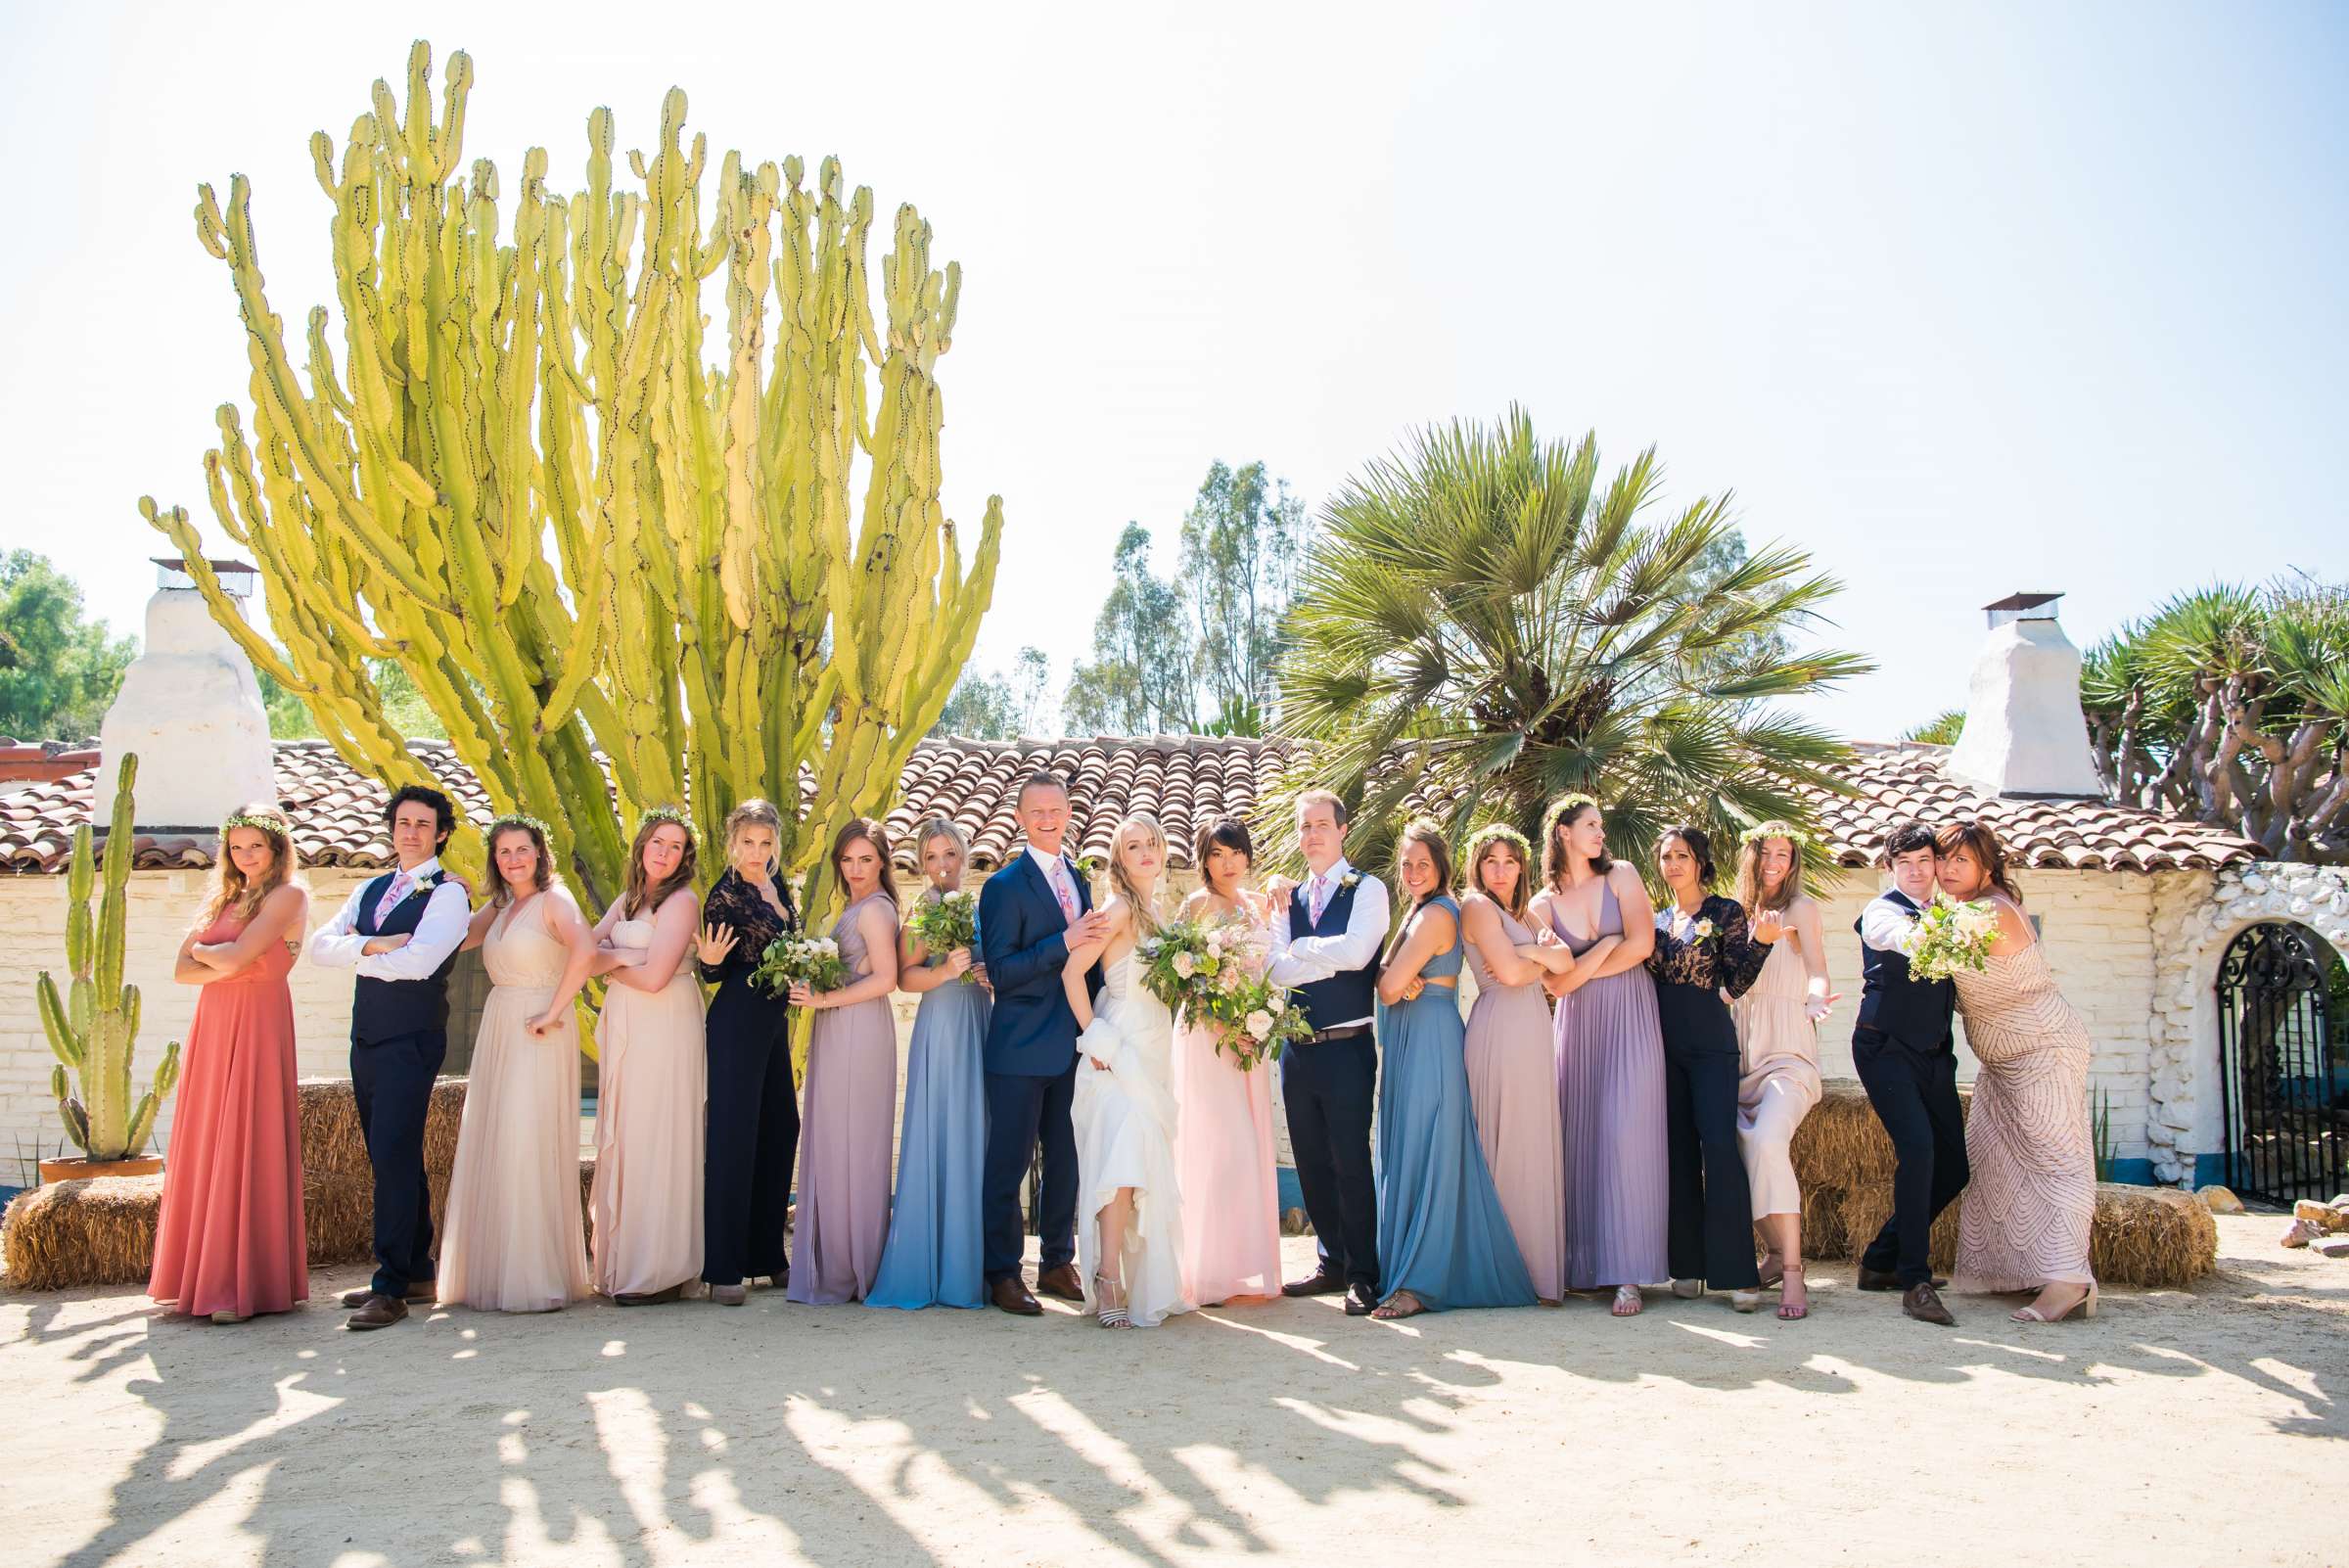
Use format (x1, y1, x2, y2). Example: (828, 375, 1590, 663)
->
(1943, 591, 2104, 799)
(97, 559, 277, 829)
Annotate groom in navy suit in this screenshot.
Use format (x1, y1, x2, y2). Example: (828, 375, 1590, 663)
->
(978, 771, 1108, 1315)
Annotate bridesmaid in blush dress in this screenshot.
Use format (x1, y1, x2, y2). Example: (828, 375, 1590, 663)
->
(869, 818, 991, 1311)
(587, 808, 708, 1306)
(1171, 815, 1283, 1307)
(1935, 822, 2099, 1324)
(787, 817, 902, 1305)
(1530, 794, 1668, 1318)
(437, 817, 595, 1314)
(1370, 821, 1535, 1319)
(1458, 824, 1571, 1304)
(1730, 824, 1837, 1321)
(150, 805, 310, 1324)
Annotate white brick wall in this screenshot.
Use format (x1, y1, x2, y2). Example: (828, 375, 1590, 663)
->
(1, 860, 2173, 1187)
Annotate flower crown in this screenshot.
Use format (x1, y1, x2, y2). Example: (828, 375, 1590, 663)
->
(219, 807, 292, 836)
(1540, 793, 1602, 837)
(1739, 820, 1813, 851)
(1465, 822, 1534, 858)
(638, 804, 694, 836)
(487, 812, 553, 843)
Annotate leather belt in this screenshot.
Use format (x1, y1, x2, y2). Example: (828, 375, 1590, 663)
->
(1308, 1024, 1370, 1044)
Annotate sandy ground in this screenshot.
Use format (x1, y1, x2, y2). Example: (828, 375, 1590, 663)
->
(3, 1216, 2340, 1568)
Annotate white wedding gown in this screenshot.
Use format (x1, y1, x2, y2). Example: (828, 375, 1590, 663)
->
(1071, 947, 1193, 1328)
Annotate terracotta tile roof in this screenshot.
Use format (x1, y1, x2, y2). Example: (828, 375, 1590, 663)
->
(0, 735, 2261, 876)
(1802, 743, 2261, 872)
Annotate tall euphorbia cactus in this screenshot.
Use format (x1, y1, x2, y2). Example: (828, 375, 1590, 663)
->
(143, 40, 1000, 924)
(38, 755, 182, 1163)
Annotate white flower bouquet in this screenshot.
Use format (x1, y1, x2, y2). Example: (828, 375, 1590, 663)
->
(751, 932, 850, 997)
(1905, 895, 1999, 981)
(908, 888, 981, 982)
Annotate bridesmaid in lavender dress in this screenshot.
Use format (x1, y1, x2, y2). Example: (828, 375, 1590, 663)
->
(1530, 794, 1668, 1317)
(1458, 824, 1572, 1304)
(787, 818, 903, 1305)
(1172, 816, 1283, 1307)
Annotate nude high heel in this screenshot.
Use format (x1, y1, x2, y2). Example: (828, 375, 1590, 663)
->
(2011, 1280, 2097, 1322)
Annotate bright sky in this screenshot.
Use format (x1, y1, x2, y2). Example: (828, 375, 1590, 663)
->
(3, 1, 2342, 742)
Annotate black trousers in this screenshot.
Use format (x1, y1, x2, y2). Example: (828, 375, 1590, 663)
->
(1657, 982, 1759, 1290)
(703, 980, 800, 1288)
(351, 1026, 446, 1298)
(1279, 1030, 1380, 1295)
(982, 1062, 1080, 1283)
(1853, 1033, 1970, 1286)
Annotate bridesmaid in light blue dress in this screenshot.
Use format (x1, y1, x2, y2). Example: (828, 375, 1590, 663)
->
(1370, 821, 1537, 1319)
(869, 818, 991, 1311)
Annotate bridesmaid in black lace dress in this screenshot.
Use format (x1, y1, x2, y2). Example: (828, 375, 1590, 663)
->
(1648, 825, 1771, 1309)
(693, 799, 802, 1306)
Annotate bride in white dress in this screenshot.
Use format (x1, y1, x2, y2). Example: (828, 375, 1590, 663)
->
(1063, 813, 1193, 1329)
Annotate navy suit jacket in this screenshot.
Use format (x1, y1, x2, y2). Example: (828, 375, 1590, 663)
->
(979, 850, 1105, 1078)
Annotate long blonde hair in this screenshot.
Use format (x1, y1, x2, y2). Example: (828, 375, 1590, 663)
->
(1106, 812, 1167, 940)
(197, 803, 299, 930)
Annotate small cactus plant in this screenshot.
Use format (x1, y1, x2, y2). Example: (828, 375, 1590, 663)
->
(35, 753, 181, 1162)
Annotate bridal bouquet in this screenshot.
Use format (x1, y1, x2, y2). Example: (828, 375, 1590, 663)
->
(1136, 918, 1240, 1014)
(750, 932, 850, 997)
(1208, 975, 1313, 1070)
(907, 888, 981, 981)
(1905, 895, 2000, 981)
(1136, 917, 1304, 1069)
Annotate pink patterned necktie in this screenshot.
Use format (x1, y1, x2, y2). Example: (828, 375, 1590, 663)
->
(382, 870, 412, 918)
(1309, 873, 1331, 926)
(1050, 860, 1079, 925)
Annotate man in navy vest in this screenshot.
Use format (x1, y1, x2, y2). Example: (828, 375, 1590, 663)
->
(1851, 819, 1968, 1326)
(1268, 789, 1390, 1317)
(977, 771, 1109, 1315)
(309, 785, 472, 1330)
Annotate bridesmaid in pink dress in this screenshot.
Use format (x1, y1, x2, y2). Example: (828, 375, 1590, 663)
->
(151, 804, 311, 1323)
(1173, 816, 1283, 1306)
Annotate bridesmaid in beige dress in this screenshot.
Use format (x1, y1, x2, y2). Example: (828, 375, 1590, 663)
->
(587, 808, 708, 1305)
(438, 817, 596, 1313)
(1729, 825, 1839, 1321)
(1935, 822, 2098, 1323)
(1458, 824, 1570, 1303)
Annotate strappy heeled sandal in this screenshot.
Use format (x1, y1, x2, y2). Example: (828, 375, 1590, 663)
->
(2011, 1280, 2097, 1322)
(1611, 1285, 1643, 1317)
(1776, 1263, 1809, 1321)
(1094, 1271, 1132, 1329)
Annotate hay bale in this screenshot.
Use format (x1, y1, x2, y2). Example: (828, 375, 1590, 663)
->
(298, 1077, 471, 1182)
(2093, 1182, 2216, 1288)
(1, 1176, 164, 1292)
(1798, 1182, 1849, 1261)
(1789, 1082, 1901, 1193)
(300, 1170, 455, 1270)
(1831, 1184, 1963, 1274)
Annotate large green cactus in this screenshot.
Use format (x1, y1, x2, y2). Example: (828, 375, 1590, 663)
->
(37, 754, 182, 1163)
(142, 41, 1000, 947)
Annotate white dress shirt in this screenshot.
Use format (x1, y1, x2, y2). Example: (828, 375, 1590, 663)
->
(1859, 889, 1924, 956)
(1026, 843, 1080, 923)
(1269, 857, 1391, 1028)
(308, 855, 472, 980)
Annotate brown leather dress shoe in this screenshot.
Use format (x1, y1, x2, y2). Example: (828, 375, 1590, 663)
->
(1035, 1264, 1085, 1302)
(341, 1281, 436, 1309)
(345, 1293, 409, 1331)
(1343, 1284, 1378, 1316)
(1282, 1266, 1349, 1298)
(1859, 1268, 1947, 1292)
(991, 1276, 1043, 1315)
(1902, 1281, 1957, 1326)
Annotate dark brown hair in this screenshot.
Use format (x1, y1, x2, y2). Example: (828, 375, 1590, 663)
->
(1395, 817, 1455, 906)
(1655, 824, 1718, 889)
(622, 809, 699, 920)
(1464, 824, 1534, 923)
(833, 816, 899, 908)
(1881, 819, 1938, 864)
(486, 819, 554, 907)
(1735, 832, 1807, 916)
(1541, 794, 1612, 888)
(1194, 815, 1254, 895)
(1933, 820, 2023, 905)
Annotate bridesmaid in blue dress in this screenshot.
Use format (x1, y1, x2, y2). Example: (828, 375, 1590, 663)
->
(868, 818, 992, 1310)
(1370, 819, 1538, 1319)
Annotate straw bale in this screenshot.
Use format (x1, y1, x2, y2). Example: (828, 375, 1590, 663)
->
(298, 1077, 471, 1182)
(1830, 1185, 1962, 1274)
(1, 1176, 164, 1292)
(2092, 1182, 2216, 1288)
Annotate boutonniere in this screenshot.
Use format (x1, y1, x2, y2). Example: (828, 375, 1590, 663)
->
(395, 871, 438, 903)
(1338, 872, 1362, 893)
(1693, 917, 1716, 941)
(1076, 854, 1103, 882)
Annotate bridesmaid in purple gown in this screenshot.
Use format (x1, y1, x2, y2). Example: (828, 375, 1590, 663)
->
(787, 818, 902, 1305)
(1530, 794, 1669, 1317)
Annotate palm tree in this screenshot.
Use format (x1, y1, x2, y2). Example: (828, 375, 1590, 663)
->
(1271, 407, 1872, 872)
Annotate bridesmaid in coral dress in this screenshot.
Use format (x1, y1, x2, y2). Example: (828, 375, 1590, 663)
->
(151, 803, 311, 1323)
(1935, 822, 2098, 1323)
(1172, 816, 1283, 1307)
(437, 816, 596, 1314)
(787, 818, 903, 1305)
(587, 808, 707, 1306)
(1458, 824, 1569, 1304)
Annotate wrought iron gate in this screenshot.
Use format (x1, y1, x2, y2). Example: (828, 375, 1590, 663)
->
(2216, 922, 2346, 1205)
